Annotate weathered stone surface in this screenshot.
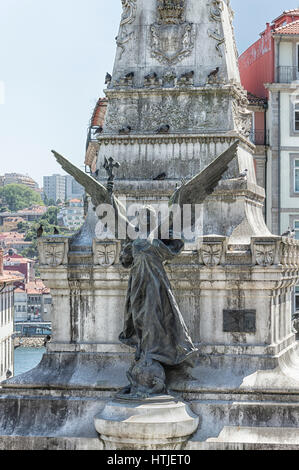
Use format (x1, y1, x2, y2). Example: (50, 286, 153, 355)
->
(94, 396, 199, 450)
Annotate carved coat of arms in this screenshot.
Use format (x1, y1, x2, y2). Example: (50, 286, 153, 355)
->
(150, 0, 195, 65)
(151, 23, 194, 65)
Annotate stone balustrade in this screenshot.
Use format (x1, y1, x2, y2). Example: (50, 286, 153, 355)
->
(38, 235, 299, 270)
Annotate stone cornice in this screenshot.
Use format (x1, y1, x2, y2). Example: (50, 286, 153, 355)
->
(265, 82, 299, 92)
(104, 83, 246, 100)
(96, 132, 255, 151)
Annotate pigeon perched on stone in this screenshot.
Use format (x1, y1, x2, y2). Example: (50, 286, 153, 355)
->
(94, 126, 103, 135)
(281, 227, 291, 237)
(54, 227, 60, 235)
(105, 73, 112, 84)
(156, 124, 170, 134)
(208, 67, 219, 79)
(119, 126, 132, 135)
(145, 72, 158, 80)
(125, 72, 134, 80)
(238, 169, 248, 179)
(283, 227, 296, 238)
(153, 173, 167, 181)
(180, 71, 194, 80)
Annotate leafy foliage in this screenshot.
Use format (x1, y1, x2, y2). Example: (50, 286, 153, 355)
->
(21, 206, 73, 259)
(0, 184, 44, 212)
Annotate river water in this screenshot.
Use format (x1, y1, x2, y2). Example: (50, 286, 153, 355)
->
(14, 347, 46, 377)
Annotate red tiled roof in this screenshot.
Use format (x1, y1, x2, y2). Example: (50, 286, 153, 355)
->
(90, 98, 108, 128)
(274, 19, 299, 35)
(247, 92, 267, 106)
(0, 232, 24, 239)
(4, 253, 35, 263)
(274, 9, 299, 22)
(0, 271, 23, 283)
(25, 280, 50, 295)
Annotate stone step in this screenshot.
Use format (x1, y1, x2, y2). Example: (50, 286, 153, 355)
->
(0, 435, 103, 451)
(187, 426, 299, 450)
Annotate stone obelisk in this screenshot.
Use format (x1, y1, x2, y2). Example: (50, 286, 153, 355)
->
(97, 0, 270, 243)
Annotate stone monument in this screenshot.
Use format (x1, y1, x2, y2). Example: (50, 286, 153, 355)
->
(1, 0, 299, 450)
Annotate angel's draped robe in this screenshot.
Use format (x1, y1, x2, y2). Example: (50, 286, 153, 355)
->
(119, 237, 198, 366)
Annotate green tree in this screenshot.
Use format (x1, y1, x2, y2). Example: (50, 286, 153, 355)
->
(41, 206, 58, 225)
(21, 207, 73, 259)
(0, 184, 44, 212)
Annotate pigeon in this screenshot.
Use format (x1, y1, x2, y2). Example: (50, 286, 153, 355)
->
(208, 67, 220, 79)
(37, 224, 43, 238)
(119, 126, 132, 135)
(145, 72, 158, 80)
(238, 169, 248, 179)
(6, 370, 12, 380)
(180, 71, 194, 80)
(94, 126, 103, 135)
(43, 335, 51, 347)
(54, 227, 60, 235)
(291, 228, 296, 238)
(153, 173, 167, 181)
(105, 73, 112, 84)
(125, 72, 134, 80)
(156, 124, 170, 134)
(281, 227, 291, 237)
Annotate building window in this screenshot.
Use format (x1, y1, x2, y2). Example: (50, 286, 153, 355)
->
(294, 221, 299, 240)
(294, 103, 299, 132)
(295, 286, 299, 311)
(294, 161, 299, 193)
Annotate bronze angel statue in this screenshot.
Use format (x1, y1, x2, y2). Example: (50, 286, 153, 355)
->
(52, 140, 239, 398)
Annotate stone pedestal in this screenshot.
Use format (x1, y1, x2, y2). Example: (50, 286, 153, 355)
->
(94, 396, 199, 450)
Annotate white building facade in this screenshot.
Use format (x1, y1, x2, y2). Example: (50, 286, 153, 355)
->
(57, 199, 84, 230)
(0, 250, 16, 381)
(43, 175, 66, 204)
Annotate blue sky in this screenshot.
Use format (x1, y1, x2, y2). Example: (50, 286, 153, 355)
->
(0, 0, 289, 186)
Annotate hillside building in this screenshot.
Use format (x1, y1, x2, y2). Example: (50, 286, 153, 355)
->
(0, 249, 18, 381)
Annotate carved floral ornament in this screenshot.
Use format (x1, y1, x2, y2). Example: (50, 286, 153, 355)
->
(200, 243, 223, 267)
(210, 0, 223, 22)
(116, 0, 137, 58)
(208, 0, 225, 57)
(93, 240, 120, 267)
(251, 238, 299, 268)
(43, 243, 66, 267)
(255, 244, 275, 267)
(201, 243, 222, 266)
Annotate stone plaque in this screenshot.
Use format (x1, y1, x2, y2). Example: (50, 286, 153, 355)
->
(223, 309, 256, 333)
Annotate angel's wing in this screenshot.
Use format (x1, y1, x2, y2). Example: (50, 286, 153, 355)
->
(169, 140, 239, 207)
(52, 150, 111, 208)
(52, 150, 134, 237)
